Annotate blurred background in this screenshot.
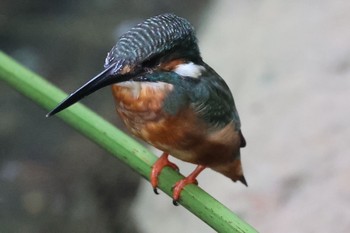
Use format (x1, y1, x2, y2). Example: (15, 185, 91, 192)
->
(1, 0, 350, 232)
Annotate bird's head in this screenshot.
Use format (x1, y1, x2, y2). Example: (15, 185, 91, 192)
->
(47, 13, 202, 117)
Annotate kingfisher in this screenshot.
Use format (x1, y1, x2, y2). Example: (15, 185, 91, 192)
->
(47, 13, 247, 205)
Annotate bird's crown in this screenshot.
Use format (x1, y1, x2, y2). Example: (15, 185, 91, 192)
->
(105, 13, 200, 71)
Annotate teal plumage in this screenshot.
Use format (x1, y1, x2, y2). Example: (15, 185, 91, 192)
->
(105, 13, 200, 69)
(138, 64, 241, 131)
(47, 13, 247, 204)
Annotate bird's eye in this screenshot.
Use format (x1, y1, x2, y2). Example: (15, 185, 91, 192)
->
(141, 56, 160, 69)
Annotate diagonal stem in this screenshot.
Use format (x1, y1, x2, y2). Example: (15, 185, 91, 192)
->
(0, 51, 258, 233)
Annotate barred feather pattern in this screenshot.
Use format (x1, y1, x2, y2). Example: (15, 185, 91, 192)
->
(104, 13, 199, 68)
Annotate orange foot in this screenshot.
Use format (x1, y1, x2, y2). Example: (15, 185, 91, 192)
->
(151, 152, 179, 194)
(172, 165, 206, 206)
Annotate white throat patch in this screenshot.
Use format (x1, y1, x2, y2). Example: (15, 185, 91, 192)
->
(173, 62, 205, 78)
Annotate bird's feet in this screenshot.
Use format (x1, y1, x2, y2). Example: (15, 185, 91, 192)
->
(151, 152, 179, 194)
(172, 165, 206, 205)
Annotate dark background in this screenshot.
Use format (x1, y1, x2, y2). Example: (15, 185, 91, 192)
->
(4, 1, 349, 233)
(0, 1, 211, 232)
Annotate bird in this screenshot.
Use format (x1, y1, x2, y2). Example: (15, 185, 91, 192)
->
(47, 13, 247, 205)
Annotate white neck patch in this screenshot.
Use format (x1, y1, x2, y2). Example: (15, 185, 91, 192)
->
(173, 62, 205, 78)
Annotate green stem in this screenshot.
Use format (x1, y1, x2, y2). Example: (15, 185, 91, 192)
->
(0, 51, 258, 233)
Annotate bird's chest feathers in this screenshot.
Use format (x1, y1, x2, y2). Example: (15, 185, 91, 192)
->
(111, 80, 239, 165)
(112, 81, 175, 133)
(112, 81, 197, 153)
(112, 81, 174, 114)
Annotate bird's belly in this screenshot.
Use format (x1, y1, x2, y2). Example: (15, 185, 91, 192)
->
(112, 83, 241, 165)
(112, 82, 199, 159)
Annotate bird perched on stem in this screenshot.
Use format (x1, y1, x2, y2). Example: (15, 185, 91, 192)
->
(47, 13, 247, 205)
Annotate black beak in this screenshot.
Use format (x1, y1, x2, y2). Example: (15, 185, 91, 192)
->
(46, 62, 131, 117)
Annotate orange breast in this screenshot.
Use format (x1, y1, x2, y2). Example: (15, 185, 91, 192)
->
(112, 82, 172, 131)
(112, 82, 200, 156)
(112, 82, 241, 166)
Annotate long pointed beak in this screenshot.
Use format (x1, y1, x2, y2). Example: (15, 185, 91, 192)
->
(46, 62, 130, 117)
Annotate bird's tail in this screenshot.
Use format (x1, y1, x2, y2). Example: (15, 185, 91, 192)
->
(211, 158, 248, 186)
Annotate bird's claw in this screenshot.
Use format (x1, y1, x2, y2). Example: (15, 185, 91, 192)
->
(172, 199, 179, 206)
(153, 188, 159, 195)
(170, 165, 205, 205)
(150, 153, 179, 196)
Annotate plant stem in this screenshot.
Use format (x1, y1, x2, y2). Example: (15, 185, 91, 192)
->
(0, 51, 258, 233)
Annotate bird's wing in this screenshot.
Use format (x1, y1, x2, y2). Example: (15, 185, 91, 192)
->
(190, 64, 242, 131)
